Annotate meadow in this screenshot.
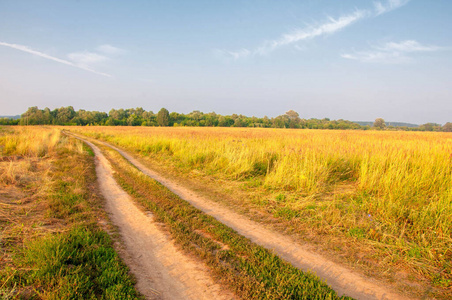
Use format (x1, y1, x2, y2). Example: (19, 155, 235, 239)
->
(72, 126, 452, 297)
(99, 139, 351, 299)
(0, 127, 140, 299)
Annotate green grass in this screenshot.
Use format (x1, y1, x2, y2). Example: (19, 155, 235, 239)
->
(3, 228, 137, 300)
(0, 127, 140, 299)
(101, 143, 353, 300)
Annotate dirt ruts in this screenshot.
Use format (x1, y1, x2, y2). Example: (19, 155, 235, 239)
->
(78, 137, 236, 300)
(74, 133, 412, 300)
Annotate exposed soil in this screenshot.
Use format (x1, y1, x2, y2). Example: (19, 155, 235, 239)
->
(79, 138, 236, 300)
(70, 132, 418, 300)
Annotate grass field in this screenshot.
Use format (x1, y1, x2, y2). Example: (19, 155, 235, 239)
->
(0, 127, 140, 299)
(72, 126, 452, 298)
(97, 140, 351, 299)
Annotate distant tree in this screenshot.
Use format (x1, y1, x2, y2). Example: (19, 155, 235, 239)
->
(157, 108, 170, 126)
(20, 106, 45, 125)
(133, 107, 145, 118)
(0, 117, 19, 125)
(373, 118, 386, 129)
(189, 110, 202, 122)
(127, 114, 139, 126)
(262, 116, 271, 128)
(233, 118, 244, 127)
(109, 109, 126, 125)
(420, 123, 441, 132)
(205, 112, 218, 126)
(442, 122, 452, 132)
(285, 110, 299, 120)
(273, 116, 287, 128)
(218, 116, 233, 127)
(285, 110, 301, 128)
(42, 107, 52, 124)
(55, 106, 75, 124)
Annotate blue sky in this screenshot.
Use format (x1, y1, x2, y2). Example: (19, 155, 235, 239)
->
(0, 0, 451, 124)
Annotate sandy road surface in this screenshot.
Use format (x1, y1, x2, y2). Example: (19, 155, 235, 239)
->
(79, 137, 236, 300)
(75, 134, 414, 300)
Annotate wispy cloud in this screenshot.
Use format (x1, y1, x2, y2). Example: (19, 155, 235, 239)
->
(378, 40, 441, 52)
(218, 9, 366, 59)
(96, 44, 124, 55)
(218, 0, 411, 59)
(215, 48, 251, 60)
(0, 42, 112, 77)
(254, 10, 367, 56)
(341, 40, 443, 63)
(67, 51, 109, 68)
(67, 44, 125, 69)
(374, 0, 410, 16)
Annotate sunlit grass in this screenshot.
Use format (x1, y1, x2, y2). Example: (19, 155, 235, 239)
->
(0, 126, 140, 299)
(71, 126, 452, 294)
(101, 142, 352, 300)
(0, 127, 63, 157)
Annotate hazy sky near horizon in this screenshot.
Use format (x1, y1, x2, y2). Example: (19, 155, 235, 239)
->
(1, 0, 451, 124)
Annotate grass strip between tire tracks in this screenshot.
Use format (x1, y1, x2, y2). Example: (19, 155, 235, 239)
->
(100, 142, 354, 300)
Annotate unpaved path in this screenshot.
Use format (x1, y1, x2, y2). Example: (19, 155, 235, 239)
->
(79, 137, 236, 300)
(73, 133, 412, 300)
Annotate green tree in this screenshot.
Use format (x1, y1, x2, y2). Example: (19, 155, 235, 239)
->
(127, 114, 139, 126)
(420, 123, 441, 131)
(21, 107, 43, 125)
(157, 108, 170, 126)
(55, 106, 75, 124)
(373, 118, 386, 129)
(442, 122, 452, 132)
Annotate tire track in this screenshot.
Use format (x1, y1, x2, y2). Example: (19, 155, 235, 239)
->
(77, 136, 236, 300)
(74, 133, 412, 300)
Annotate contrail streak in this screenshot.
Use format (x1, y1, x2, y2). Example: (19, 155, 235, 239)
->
(0, 41, 112, 77)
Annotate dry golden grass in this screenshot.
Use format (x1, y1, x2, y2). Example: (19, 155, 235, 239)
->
(0, 126, 139, 299)
(71, 125, 452, 297)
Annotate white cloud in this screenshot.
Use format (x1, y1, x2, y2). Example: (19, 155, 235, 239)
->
(0, 41, 112, 77)
(374, 0, 411, 15)
(341, 40, 443, 63)
(255, 10, 367, 56)
(341, 51, 409, 64)
(96, 44, 124, 55)
(215, 48, 251, 60)
(218, 0, 411, 59)
(67, 51, 109, 67)
(68, 44, 125, 67)
(219, 9, 366, 60)
(378, 40, 441, 52)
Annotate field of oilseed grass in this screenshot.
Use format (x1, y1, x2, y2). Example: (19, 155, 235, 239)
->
(0, 126, 140, 299)
(72, 126, 452, 298)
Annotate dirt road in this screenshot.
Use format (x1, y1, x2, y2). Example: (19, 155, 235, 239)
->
(82, 136, 413, 300)
(80, 137, 236, 300)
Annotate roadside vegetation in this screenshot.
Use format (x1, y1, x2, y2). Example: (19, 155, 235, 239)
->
(73, 126, 452, 299)
(0, 126, 140, 299)
(98, 140, 352, 299)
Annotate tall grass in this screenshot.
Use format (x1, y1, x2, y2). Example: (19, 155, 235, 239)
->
(0, 126, 140, 299)
(102, 143, 352, 300)
(72, 126, 452, 293)
(0, 127, 62, 157)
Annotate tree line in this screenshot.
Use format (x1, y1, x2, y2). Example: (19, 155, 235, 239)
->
(1, 106, 451, 132)
(14, 106, 365, 129)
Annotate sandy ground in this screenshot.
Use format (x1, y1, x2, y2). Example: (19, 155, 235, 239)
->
(86, 136, 416, 300)
(79, 137, 236, 300)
